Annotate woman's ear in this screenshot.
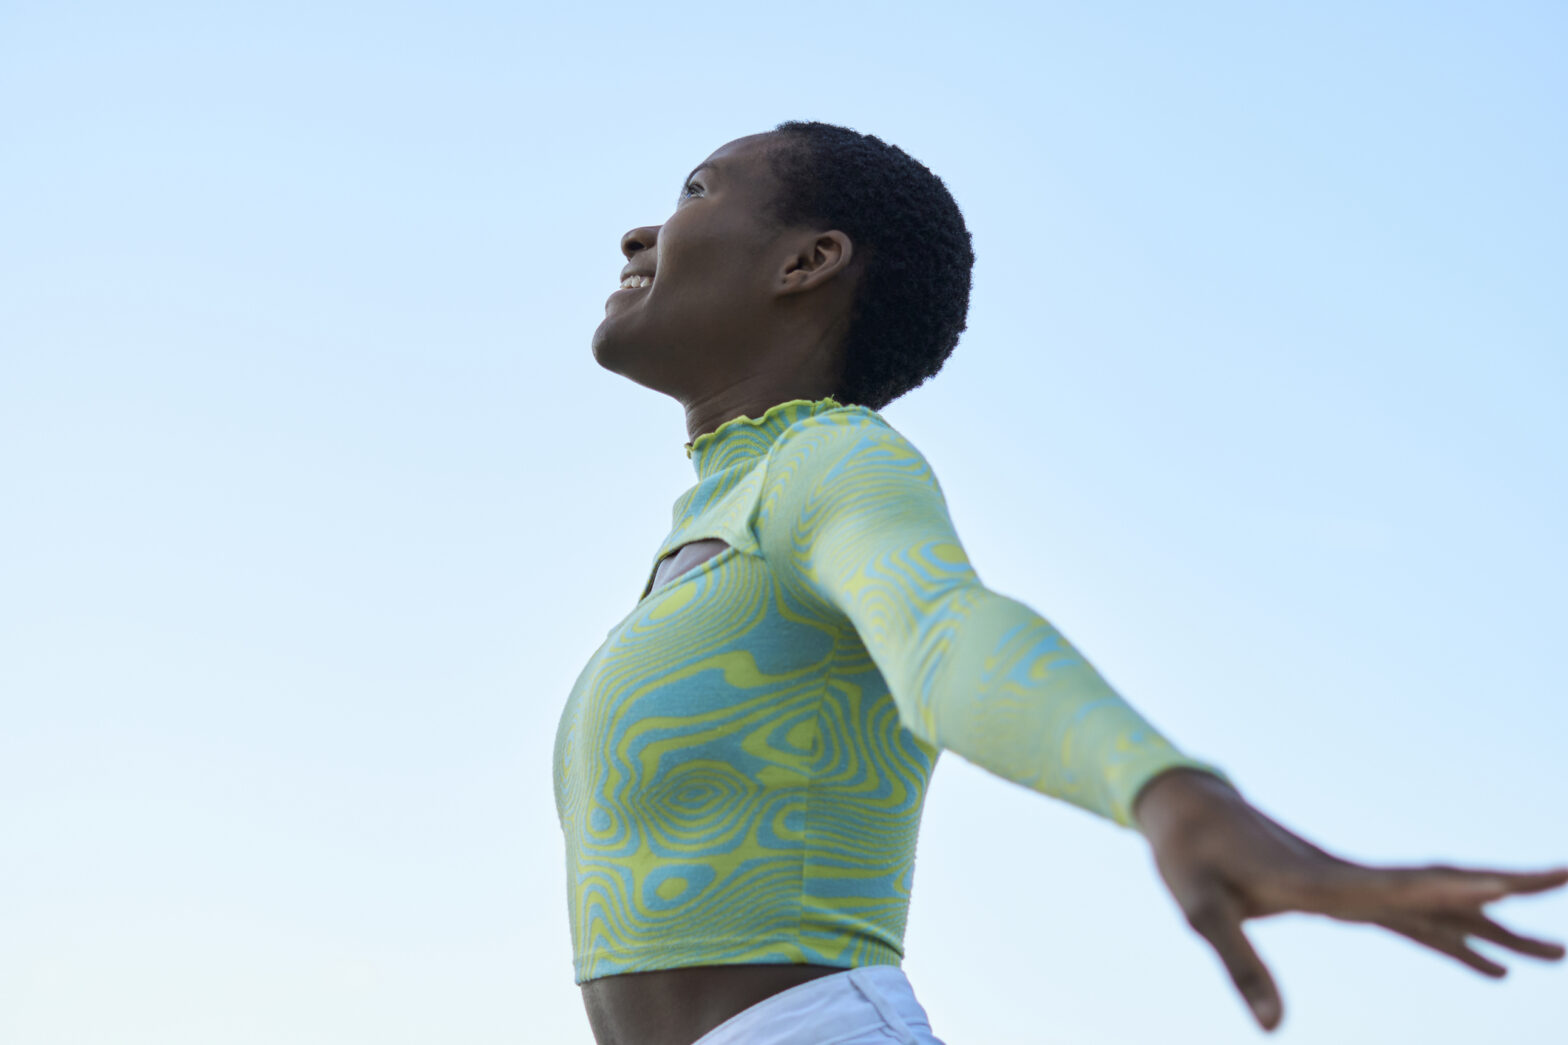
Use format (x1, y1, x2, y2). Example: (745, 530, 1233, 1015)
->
(778, 230, 855, 295)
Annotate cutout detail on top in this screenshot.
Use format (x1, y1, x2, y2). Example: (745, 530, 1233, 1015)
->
(642, 538, 731, 601)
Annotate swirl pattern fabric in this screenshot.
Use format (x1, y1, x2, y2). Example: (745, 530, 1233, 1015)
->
(553, 397, 1222, 984)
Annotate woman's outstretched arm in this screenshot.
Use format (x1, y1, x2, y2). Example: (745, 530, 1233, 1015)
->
(758, 410, 1224, 826)
(760, 409, 1567, 1030)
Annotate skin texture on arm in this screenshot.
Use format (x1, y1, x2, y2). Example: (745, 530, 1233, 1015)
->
(758, 409, 1223, 827)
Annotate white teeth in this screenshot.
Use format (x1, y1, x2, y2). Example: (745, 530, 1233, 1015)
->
(619, 275, 652, 289)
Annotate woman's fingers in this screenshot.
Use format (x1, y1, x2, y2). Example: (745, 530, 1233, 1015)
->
(1485, 867, 1568, 896)
(1447, 912, 1567, 961)
(1184, 890, 1283, 1031)
(1410, 865, 1568, 901)
(1423, 935, 1508, 979)
(1316, 864, 1568, 920)
(1382, 917, 1509, 978)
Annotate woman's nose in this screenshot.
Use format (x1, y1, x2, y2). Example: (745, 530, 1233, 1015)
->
(620, 225, 659, 260)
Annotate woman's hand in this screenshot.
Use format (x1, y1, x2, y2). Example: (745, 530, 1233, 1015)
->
(1132, 768, 1568, 1032)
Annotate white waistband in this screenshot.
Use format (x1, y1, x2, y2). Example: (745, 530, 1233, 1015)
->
(694, 965, 943, 1045)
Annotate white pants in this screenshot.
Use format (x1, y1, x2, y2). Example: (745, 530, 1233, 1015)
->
(693, 965, 946, 1044)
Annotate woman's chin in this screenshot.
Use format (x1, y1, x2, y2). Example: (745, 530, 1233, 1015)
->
(590, 318, 623, 364)
(590, 321, 645, 375)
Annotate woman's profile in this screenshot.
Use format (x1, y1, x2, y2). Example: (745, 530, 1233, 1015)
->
(552, 120, 1566, 1045)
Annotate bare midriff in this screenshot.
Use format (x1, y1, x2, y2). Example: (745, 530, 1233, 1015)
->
(580, 964, 846, 1045)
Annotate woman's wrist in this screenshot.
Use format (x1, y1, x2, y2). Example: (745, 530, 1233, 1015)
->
(1132, 766, 1244, 846)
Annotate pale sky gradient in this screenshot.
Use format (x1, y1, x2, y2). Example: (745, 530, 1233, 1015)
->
(3, 3, 1565, 1043)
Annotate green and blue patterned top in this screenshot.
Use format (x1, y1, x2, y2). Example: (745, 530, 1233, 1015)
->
(553, 395, 1222, 984)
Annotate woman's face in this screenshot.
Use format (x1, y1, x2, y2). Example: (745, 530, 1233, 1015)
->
(591, 133, 795, 393)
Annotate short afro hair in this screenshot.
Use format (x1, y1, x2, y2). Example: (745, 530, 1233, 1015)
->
(767, 120, 974, 411)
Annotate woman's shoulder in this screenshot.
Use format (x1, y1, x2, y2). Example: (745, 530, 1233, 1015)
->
(762, 402, 943, 497)
(771, 402, 924, 463)
(752, 402, 955, 575)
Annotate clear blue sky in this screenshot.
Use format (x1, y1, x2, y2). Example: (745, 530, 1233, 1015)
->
(3, 3, 1565, 1042)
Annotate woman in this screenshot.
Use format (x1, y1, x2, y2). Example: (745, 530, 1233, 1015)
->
(553, 121, 1566, 1045)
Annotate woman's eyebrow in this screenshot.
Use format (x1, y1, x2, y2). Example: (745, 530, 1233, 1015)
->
(682, 162, 717, 186)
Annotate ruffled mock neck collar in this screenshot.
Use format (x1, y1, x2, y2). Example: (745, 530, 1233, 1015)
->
(685, 396, 844, 479)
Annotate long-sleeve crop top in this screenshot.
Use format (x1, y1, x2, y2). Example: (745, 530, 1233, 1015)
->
(552, 396, 1224, 984)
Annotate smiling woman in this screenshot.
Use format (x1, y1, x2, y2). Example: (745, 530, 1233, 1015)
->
(552, 121, 1568, 1045)
(589, 131, 857, 415)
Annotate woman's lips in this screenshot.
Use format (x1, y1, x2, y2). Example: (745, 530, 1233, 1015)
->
(605, 281, 650, 310)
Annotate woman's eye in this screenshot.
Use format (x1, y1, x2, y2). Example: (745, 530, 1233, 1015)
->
(680, 180, 704, 199)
